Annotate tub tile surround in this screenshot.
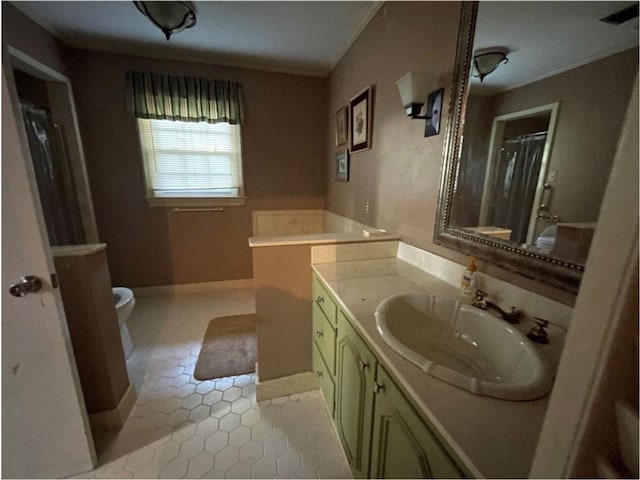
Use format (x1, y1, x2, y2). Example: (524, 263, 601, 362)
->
(252, 210, 325, 238)
(72, 288, 351, 479)
(249, 209, 397, 248)
(310, 241, 574, 478)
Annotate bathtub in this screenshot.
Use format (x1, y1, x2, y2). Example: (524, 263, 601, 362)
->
(249, 209, 393, 246)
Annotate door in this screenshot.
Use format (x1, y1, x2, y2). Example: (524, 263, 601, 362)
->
(335, 311, 376, 479)
(478, 103, 559, 245)
(1, 67, 95, 477)
(370, 366, 463, 479)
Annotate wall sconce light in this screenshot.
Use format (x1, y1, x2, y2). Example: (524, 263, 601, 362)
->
(133, 1, 197, 41)
(396, 71, 444, 137)
(472, 48, 509, 82)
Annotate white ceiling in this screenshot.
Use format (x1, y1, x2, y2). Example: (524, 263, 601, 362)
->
(472, 1, 639, 95)
(11, 1, 639, 82)
(10, 1, 382, 77)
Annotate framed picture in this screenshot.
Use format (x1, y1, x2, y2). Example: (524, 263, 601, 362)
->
(336, 150, 349, 182)
(349, 86, 373, 153)
(335, 106, 348, 146)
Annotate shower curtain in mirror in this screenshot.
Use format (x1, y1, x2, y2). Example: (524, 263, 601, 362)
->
(485, 132, 547, 244)
(20, 102, 85, 246)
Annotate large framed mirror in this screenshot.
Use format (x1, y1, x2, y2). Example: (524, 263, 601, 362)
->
(435, 1, 639, 294)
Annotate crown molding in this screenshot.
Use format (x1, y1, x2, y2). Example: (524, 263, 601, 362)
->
(328, 1, 384, 75)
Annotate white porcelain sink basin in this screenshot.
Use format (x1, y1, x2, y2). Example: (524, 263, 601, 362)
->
(375, 293, 553, 401)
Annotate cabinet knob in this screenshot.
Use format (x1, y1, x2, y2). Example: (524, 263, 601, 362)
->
(315, 370, 323, 378)
(315, 330, 324, 338)
(373, 381, 385, 394)
(359, 360, 370, 370)
(316, 296, 325, 304)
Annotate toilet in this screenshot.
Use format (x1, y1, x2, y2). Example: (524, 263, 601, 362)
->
(535, 225, 557, 254)
(113, 287, 135, 359)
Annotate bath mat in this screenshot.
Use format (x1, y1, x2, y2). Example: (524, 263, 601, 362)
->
(194, 314, 257, 381)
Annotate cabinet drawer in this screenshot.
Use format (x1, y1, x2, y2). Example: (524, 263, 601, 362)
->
(313, 302, 337, 375)
(313, 342, 335, 417)
(313, 275, 337, 326)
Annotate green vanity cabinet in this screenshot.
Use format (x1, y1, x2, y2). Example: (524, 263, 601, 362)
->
(311, 273, 467, 479)
(335, 310, 377, 479)
(312, 276, 337, 417)
(312, 342, 335, 417)
(370, 366, 464, 479)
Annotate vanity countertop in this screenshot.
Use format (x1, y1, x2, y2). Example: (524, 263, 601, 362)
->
(313, 257, 558, 479)
(249, 232, 400, 248)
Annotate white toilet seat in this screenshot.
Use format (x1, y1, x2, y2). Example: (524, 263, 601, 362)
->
(112, 287, 135, 359)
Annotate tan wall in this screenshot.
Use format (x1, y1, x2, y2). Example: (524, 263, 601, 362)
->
(69, 49, 327, 287)
(54, 250, 129, 413)
(325, 2, 633, 304)
(327, 2, 461, 250)
(491, 48, 638, 225)
(2, 4, 72, 77)
(253, 245, 312, 381)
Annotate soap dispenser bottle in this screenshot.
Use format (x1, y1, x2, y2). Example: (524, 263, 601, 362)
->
(461, 257, 478, 298)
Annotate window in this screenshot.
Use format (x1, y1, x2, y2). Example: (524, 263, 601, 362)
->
(137, 119, 245, 207)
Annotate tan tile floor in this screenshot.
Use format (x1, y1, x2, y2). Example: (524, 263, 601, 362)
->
(74, 288, 350, 479)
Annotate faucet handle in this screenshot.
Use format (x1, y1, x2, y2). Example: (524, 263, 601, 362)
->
(528, 317, 550, 344)
(533, 317, 549, 328)
(472, 289, 488, 308)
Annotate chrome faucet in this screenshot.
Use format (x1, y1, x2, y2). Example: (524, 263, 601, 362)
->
(472, 289, 522, 324)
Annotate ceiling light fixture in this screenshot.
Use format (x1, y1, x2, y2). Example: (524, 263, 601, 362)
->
(396, 71, 444, 137)
(472, 48, 509, 82)
(133, 1, 197, 41)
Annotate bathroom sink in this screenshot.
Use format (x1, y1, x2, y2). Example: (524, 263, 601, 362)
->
(374, 293, 553, 401)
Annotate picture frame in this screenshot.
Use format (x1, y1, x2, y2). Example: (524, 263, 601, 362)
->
(335, 150, 349, 182)
(335, 106, 348, 146)
(349, 86, 373, 153)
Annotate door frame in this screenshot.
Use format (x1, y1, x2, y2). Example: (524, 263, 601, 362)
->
(8, 45, 99, 244)
(478, 102, 560, 244)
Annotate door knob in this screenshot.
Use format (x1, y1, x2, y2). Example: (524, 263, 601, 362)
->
(9, 276, 43, 297)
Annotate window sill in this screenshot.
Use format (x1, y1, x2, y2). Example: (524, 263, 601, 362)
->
(145, 196, 247, 208)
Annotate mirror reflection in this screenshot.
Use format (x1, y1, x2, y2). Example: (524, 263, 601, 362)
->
(449, 1, 638, 266)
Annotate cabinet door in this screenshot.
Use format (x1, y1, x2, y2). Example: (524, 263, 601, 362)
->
(335, 311, 376, 479)
(370, 366, 464, 479)
(312, 342, 335, 417)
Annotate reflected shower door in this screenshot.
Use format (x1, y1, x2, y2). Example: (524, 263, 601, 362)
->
(485, 132, 547, 244)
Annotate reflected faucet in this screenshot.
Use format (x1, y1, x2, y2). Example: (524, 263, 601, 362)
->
(472, 289, 522, 324)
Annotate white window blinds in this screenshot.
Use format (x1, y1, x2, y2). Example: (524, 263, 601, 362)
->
(137, 119, 243, 198)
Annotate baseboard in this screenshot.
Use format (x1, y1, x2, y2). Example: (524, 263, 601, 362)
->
(88, 384, 137, 432)
(132, 278, 254, 297)
(255, 370, 318, 402)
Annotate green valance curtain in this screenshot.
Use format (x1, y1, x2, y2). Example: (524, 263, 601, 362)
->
(126, 71, 245, 125)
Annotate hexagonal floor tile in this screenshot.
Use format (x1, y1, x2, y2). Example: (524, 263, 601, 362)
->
(238, 440, 263, 466)
(195, 417, 219, 437)
(182, 393, 204, 410)
(252, 456, 277, 478)
(204, 431, 229, 454)
(218, 412, 241, 432)
(214, 377, 234, 392)
(185, 451, 215, 478)
(188, 404, 211, 422)
(228, 425, 251, 447)
(222, 387, 242, 402)
(240, 409, 261, 428)
(203, 389, 224, 406)
(251, 420, 274, 442)
(213, 445, 238, 472)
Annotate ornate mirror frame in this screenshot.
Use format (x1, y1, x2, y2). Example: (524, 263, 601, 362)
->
(434, 2, 582, 295)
